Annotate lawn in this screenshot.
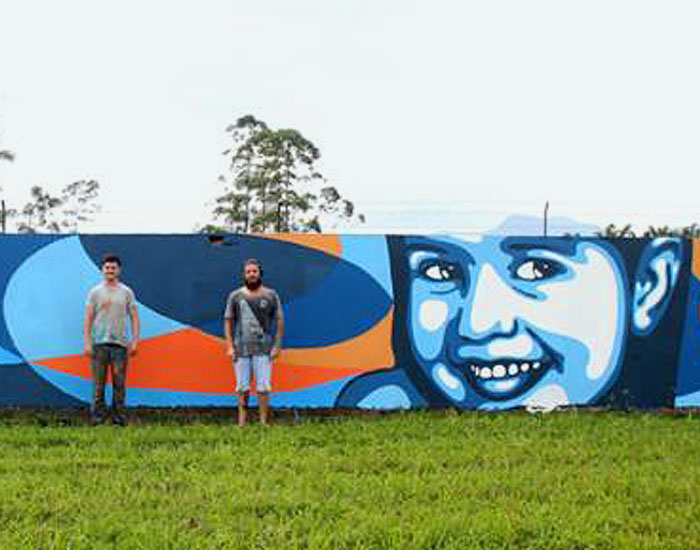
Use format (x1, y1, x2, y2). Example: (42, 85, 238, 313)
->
(0, 409, 698, 549)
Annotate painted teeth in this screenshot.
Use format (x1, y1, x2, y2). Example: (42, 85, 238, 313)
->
(470, 361, 543, 379)
(492, 365, 506, 378)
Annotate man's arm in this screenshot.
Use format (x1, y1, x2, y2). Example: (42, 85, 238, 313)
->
(270, 297, 285, 360)
(129, 303, 140, 356)
(83, 304, 95, 356)
(223, 292, 236, 360)
(224, 316, 235, 360)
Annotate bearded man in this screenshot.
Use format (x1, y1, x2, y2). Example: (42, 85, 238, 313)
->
(224, 258, 284, 425)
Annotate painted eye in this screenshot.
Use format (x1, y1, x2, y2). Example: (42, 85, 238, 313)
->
(422, 261, 459, 282)
(514, 259, 562, 281)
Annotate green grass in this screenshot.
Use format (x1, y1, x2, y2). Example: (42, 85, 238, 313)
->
(0, 409, 699, 549)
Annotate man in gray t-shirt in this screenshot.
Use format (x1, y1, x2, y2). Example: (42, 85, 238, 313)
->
(83, 254, 140, 426)
(224, 258, 284, 426)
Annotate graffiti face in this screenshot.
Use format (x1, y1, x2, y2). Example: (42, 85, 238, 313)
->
(405, 236, 629, 409)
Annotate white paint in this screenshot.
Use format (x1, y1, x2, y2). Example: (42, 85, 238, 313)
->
(434, 364, 459, 390)
(419, 299, 449, 332)
(492, 379, 519, 392)
(634, 251, 678, 332)
(451, 233, 483, 244)
(465, 264, 517, 337)
(487, 333, 534, 357)
(633, 287, 651, 331)
(463, 246, 623, 382)
(432, 364, 466, 401)
(525, 384, 569, 412)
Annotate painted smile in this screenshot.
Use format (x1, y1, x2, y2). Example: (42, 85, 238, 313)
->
(459, 357, 553, 400)
(470, 360, 542, 380)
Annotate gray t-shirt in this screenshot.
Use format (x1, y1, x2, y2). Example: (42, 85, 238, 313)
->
(86, 282, 136, 347)
(224, 287, 281, 357)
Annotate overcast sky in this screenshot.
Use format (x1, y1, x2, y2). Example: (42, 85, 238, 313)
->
(1, 0, 699, 234)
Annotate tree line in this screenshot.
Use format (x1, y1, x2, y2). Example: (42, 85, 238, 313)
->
(4, 117, 700, 237)
(0, 131, 102, 233)
(597, 223, 700, 239)
(1, 114, 362, 234)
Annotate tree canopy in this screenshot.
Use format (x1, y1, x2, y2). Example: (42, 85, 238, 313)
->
(597, 223, 700, 239)
(202, 115, 363, 233)
(9, 180, 101, 234)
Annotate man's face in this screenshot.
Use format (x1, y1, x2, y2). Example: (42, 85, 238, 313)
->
(102, 261, 121, 282)
(404, 236, 628, 409)
(244, 263, 262, 289)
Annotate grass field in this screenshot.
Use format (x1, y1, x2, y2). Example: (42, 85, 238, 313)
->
(0, 409, 699, 550)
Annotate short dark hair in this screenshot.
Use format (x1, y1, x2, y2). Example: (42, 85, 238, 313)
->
(102, 254, 122, 267)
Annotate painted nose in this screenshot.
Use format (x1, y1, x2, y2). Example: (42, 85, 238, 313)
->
(458, 264, 518, 340)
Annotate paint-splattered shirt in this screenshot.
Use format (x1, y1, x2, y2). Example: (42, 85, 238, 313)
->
(86, 282, 136, 347)
(224, 287, 281, 357)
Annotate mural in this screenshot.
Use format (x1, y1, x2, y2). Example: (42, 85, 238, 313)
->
(0, 233, 699, 410)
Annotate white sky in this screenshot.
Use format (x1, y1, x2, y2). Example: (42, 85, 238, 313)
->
(0, 0, 699, 234)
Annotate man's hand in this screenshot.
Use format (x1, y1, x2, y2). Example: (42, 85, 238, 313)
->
(270, 346, 281, 360)
(83, 343, 93, 357)
(226, 345, 236, 361)
(129, 342, 139, 356)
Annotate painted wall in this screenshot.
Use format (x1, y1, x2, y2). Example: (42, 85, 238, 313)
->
(1, 233, 699, 410)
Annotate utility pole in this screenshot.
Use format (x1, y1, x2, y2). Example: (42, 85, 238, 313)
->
(543, 201, 549, 237)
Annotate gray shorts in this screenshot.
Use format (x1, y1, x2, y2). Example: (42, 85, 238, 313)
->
(234, 355, 272, 393)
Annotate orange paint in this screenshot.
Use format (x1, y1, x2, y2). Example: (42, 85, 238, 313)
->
(282, 307, 394, 369)
(693, 239, 700, 279)
(261, 233, 343, 258)
(33, 308, 394, 393)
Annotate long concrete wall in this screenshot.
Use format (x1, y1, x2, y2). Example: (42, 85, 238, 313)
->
(1, 234, 700, 410)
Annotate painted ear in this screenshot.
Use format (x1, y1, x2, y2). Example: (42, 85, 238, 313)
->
(631, 238, 683, 336)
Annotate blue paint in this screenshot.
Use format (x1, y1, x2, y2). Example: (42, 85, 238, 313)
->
(0, 234, 692, 410)
(340, 235, 393, 296)
(4, 236, 186, 363)
(79, 234, 391, 347)
(0, 346, 22, 365)
(357, 385, 412, 409)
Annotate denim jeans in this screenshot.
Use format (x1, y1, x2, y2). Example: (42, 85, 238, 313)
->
(91, 343, 128, 419)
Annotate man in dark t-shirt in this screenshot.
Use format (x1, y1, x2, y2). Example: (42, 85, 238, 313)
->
(224, 258, 284, 426)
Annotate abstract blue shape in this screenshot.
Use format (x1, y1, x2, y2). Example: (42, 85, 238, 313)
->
(269, 378, 349, 408)
(0, 235, 66, 353)
(674, 277, 700, 396)
(0, 346, 22, 365)
(79, 234, 392, 347)
(0, 363, 84, 406)
(339, 235, 393, 297)
(4, 236, 185, 363)
(676, 390, 700, 407)
(357, 385, 412, 409)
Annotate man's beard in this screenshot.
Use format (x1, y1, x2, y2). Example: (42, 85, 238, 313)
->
(245, 278, 262, 290)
